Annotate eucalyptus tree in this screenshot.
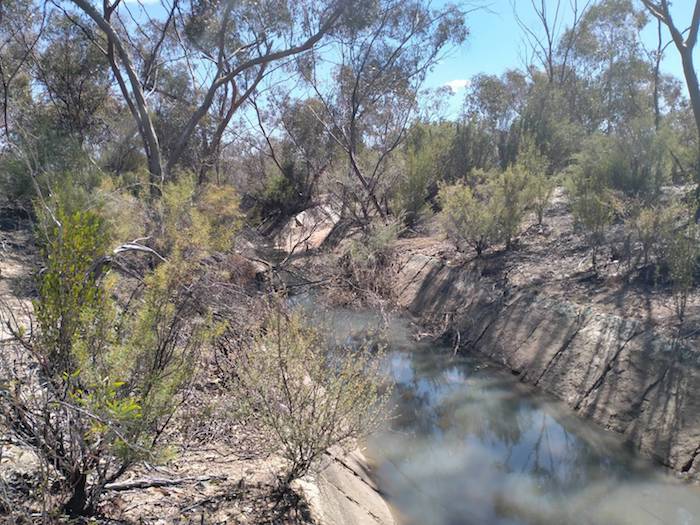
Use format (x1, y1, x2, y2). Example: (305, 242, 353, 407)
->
(464, 70, 528, 169)
(34, 18, 113, 145)
(512, 0, 593, 86)
(249, 94, 339, 226)
(569, 0, 652, 132)
(62, 0, 348, 194)
(640, 1, 700, 217)
(0, 0, 45, 143)
(299, 0, 468, 224)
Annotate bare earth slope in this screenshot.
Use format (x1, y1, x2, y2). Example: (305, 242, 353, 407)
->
(388, 188, 700, 477)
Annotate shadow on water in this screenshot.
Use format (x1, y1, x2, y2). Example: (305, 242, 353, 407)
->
(303, 305, 700, 525)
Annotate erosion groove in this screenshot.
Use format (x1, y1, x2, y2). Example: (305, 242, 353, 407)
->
(391, 245, 700, 476)
(575, 326, 643, 410)
(534, 312, 587, 387)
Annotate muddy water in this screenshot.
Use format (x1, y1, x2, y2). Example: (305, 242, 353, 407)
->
(308, 305, 700, 525)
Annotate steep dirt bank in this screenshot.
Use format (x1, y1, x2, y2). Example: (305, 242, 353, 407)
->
(388, 234, 700, 477)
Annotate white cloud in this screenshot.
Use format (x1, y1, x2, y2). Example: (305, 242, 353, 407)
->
(444, 79, 470, 93)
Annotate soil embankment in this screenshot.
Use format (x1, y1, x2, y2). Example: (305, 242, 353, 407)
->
(388, 233, 700, 476)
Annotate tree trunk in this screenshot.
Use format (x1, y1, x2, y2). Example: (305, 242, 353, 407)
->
(653, 20, 663, 131)
(63, 471, 88, 517)
(679, 49, 700, 221)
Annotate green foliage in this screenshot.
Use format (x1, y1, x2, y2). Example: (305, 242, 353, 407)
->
(158, 175, 242, 257)
(234, 307, 388, 483)
(343, 218, 403, 300)
(34, 207, 110, 375)
(517, 136, 553, 225)
(628, 201, 679, 267)
(394, 123, 453, 227)
(252, 155, 318, 229)
(577, 128, 669, 199)
(526, 171, 555, 226)
(439, 163, 534, 255)
(438, 181, 496, 256)
(566, 158, 616, 271)
(0, 201, 210, 516)
(490, 165, 532, 248)
(0, 126, 102, 205)
(520, 80, 586, 173)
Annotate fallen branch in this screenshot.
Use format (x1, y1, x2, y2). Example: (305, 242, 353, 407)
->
(105, 475, 226, 491)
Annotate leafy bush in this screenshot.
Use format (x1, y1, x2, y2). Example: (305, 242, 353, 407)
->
(157, 176, 241, 257)
(566, 141, 620, 270)
(576, 128, 669, 200)
(232, 307, 388, 483)
(254, 159, 314, 228)
(526, 171, 555, 226)
(437, 181, 496, 256)
(0, 205, 209, 517)
(490, 165, 531, 249)
(394, 123, 453, 227)
(518, 136, 553, 225)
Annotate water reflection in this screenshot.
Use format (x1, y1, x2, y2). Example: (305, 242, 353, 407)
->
(295, 303, 700, 525)
(368, 342, 700, 525)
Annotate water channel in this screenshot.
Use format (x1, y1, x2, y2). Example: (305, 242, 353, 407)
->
(313, 305, 700, 525)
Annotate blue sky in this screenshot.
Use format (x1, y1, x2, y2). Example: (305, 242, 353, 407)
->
(425, 0, 697, 117)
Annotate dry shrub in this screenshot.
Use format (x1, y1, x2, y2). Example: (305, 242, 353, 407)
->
(338, 219, 403, 304)
(668, 220, 699, 325)
(223, 305, 388, 484)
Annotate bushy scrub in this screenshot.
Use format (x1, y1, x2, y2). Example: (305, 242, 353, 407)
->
(628, 202, 679, 267)
(578, 127, 669, 200)
(526, 171, 555, 226)
(438, 165, 533, 256)
(254, 159, 315, 227)
(157, 176, 242, 257)
(566, 144, 618, 270)
(518, 137, 554, 225)
(342, 218, 403, 300)
(394, 123, 453, 227)
(0, 203, 212, 516)
(232, 308, 388, 483)
(490, 165, 532, 249)
(437, 181, 496, 256)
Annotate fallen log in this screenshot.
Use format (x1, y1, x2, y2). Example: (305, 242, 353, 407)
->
(105, 475, 226, 491)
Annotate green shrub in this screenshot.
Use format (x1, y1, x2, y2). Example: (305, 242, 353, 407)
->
(232, 307, 388, 483)
(628, 202, 679, 267)
(526, 171, 555, 226)
(393, 150, 433, 227)
(566, 138, 624, 271)
(394, 123, 453, 227)
(490, 165, 531, 248)
(0, 204, 209, 517)
(437, 182, 496, 256)
(343, 218, 403, 300)
(254, 159, 313, 226)
(517, 136, 554, 225)
(157, 175, 242, 257)
(576, 127, 669, 200)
